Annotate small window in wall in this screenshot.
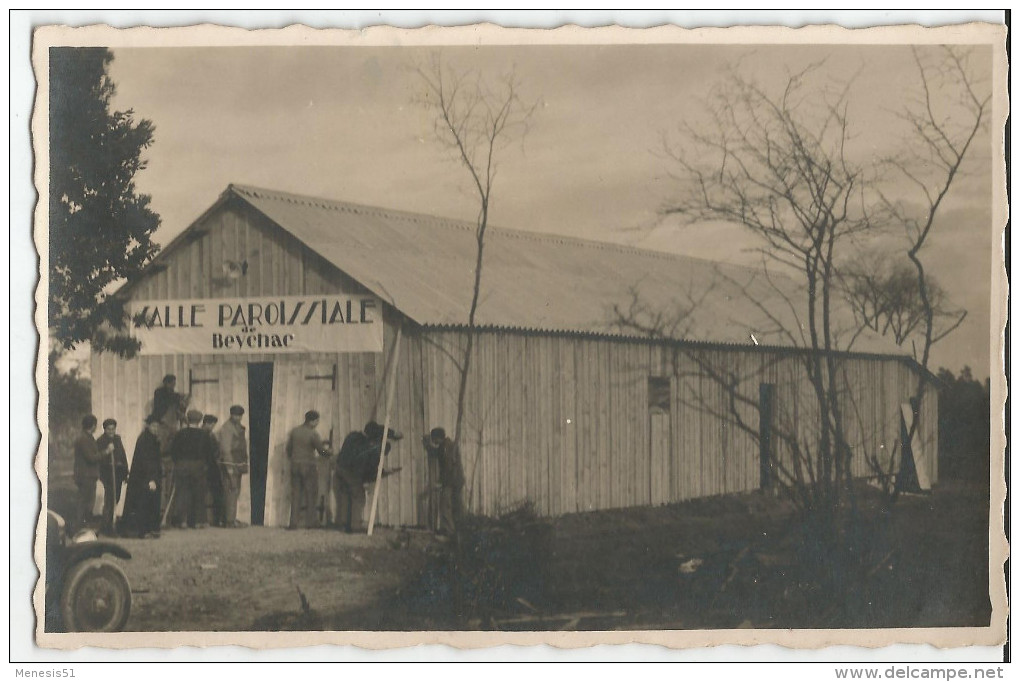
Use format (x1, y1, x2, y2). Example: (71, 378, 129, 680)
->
(648, 376, 671, 414)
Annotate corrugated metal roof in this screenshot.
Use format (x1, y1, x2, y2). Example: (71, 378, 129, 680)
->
(221, 183, 901, 355)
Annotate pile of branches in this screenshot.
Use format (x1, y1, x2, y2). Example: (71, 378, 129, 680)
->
(394, 501, 553, 629)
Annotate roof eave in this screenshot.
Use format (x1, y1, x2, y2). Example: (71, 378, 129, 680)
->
(420, 322, 920, 364)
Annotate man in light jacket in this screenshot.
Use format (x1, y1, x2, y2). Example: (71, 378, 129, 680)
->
(216, 405, 249, 527)
(285, 410, 332, 529)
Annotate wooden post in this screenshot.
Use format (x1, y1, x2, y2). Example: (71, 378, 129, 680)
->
(161, 482, 176, 528)
(367, 326, 402, 536)
(108, 444, 117, 530)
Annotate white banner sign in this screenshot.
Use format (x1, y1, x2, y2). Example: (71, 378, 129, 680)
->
(129, 295, 384, 355)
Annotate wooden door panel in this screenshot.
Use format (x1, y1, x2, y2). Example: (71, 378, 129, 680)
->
(264, 360, 337, 527)
(649, 411, 671, 505)
(190, 363, 251, 523)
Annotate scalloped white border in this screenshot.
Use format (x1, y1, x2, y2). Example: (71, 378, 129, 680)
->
(24, 19, 1009, 655)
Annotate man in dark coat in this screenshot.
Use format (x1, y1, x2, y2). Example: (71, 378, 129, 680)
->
(152, 374, 179, 422)
(152, 374, 184, 514)
(423, 427, 465, 537)
(96, 418, 129, 535)
(334, 421, 402, 533)
(121, 415, 163, 538)
(201, 414, 224, 526)
(72, 415, 101, 531)
(169, 409, 217, 529)
(333, 427, 368, 533)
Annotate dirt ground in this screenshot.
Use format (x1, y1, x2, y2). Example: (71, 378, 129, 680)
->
(56, 478, 991, 632)
(110, 526, 433, 632)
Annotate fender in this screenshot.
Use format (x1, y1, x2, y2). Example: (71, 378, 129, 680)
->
(63, 541, 132, 565)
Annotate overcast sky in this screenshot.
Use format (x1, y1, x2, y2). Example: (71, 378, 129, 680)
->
(106, 43, 995, 376)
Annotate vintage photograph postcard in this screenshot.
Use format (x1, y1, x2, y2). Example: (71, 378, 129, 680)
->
(30, 19, 1008, 652)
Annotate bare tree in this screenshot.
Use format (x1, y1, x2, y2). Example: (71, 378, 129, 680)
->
(627, 49, 989, 617)
(846, 47, 988, 502)
(608, 267, 866, 521)
(416, 56, 537, 458)
(878, 46, 990, 373)
(842, 249, 967, 351)
(664, 63, 871, 523)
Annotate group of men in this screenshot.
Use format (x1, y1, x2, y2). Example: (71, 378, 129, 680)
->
(163, 405, 250, 531)
(72, 416, 129, 535)
(285, 411, 405, 532)
(283, 413, 464, 537)
(71, 374, 250, 537)
(72, 374, 466, 538)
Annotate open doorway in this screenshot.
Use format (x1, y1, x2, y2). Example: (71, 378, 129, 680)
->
(248, 362, 274, 525)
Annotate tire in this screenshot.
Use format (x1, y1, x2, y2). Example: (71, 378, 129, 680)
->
(59, 558, 132, 632)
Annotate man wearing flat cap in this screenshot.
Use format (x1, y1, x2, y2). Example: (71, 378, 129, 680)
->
(72, 414, 101, 531)
(423, 427, 464, 537)
(216, 405, 249, 527)
(286, 410, 334, 529)
(168, 409, 217, 528)
(334, 420, 403, 533)
(201, 415, 223, 526)
(96, 418, 129, 535)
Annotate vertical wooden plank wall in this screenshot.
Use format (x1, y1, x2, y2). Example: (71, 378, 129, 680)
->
(98, 339, 938, 525)
(367, 317, 428, 528)
(415, 332, 940, 519)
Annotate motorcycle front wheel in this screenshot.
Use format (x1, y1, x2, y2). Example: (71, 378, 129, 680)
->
(59, 558, 132, 632)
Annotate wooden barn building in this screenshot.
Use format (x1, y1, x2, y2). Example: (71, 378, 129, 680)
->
(91, 184, 938, 528)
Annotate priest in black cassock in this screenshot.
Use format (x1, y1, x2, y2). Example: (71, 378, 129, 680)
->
(120, 415, 164, 539)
